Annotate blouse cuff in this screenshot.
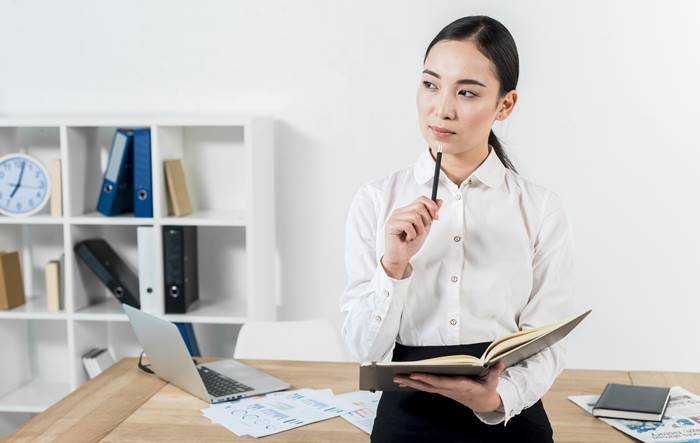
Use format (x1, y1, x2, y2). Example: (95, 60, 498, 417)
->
(473, 376, 520, 426)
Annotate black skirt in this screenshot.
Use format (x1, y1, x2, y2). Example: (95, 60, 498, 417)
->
(370, 342, 554, 443)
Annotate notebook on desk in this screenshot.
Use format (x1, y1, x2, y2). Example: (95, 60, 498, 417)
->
(593, 383, 671, 421)
(360, 309, 592, 392)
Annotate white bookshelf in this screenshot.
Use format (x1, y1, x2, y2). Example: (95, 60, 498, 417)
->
(0, 116, 277, 420)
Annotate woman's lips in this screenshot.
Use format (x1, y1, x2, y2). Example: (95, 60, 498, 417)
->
(430, 125, 455, 138)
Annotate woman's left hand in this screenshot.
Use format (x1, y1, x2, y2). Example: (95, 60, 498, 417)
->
(393, 361, 506, 413)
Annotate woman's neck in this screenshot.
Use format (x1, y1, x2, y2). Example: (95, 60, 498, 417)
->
(430, 143, 491, 187)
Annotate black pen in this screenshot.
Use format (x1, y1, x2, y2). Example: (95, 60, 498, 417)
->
(430, 144, 443, 202)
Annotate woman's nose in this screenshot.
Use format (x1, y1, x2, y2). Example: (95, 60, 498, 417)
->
(435, 91, 456, 120)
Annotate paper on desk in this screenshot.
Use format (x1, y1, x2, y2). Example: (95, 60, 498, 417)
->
(569, 386, 700, 443)
(202, 388, 348, 438)
(332, 390, 382, 434)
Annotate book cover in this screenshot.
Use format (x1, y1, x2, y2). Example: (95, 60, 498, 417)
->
(163, 159, 193, 216)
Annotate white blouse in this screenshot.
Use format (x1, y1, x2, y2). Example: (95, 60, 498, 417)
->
(340, 145, 576, 426)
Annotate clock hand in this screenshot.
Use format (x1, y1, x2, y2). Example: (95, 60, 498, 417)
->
(8, 183, 42, 189)
(9, 161, 26, 198)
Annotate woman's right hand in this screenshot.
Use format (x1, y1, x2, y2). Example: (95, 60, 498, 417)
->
(381, 196, 443, 279)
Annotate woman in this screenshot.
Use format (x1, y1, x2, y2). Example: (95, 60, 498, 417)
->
(340, 15, 575, 442)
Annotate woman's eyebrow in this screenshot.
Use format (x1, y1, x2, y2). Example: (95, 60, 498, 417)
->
(422, 69, 486, 87)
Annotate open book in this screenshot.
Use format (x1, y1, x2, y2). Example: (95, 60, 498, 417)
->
(359, 309, 591, 392)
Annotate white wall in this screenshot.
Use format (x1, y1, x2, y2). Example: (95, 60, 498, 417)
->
(1, 0, 698, 372)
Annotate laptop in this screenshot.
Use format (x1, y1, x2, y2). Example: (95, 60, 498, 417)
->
(123, 304, 290, 403)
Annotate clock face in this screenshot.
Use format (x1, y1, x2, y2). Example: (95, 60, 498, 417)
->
(0, 154, 51, 217)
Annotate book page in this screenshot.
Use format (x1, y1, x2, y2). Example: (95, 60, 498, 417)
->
(482, 326, 555, 362)
(375, 354, 482, 366)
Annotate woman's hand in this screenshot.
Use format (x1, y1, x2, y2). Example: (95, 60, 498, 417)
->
(393, 361, 506, 413)
(381, 196, 443, 278)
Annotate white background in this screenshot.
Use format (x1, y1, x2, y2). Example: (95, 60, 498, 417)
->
(1, 0, 698, 372)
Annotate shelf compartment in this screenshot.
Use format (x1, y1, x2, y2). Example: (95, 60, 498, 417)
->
(155, 126, 247, 219)
(64, 125, 154, 219)
(0, 319, 70, 413)
(159, 209, 246, 227)
(0, 296, 67, 320)
(74, 296, 248, 324)
(0, 216, 64, 225)
(69, 212, 155, 226)
(0, 224, 65, 310)
(70, 224, 138, 313)
(71, 320, 141, 387)
(0, 379, 71, 413)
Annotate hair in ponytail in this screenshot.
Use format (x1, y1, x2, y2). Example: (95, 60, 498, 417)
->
(425, 16, 519, 174)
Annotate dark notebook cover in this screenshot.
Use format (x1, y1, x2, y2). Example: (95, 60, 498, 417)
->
(594, 383, 670, 415)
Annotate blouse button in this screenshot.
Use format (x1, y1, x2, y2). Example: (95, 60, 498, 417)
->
(449, 319, 457, 326)
(450, 276, 459, 283)
(455, 193, 462, 200)
(375, 315, 382, 322)
(384, 289, 390, 297)
(453, 235, 461, 242)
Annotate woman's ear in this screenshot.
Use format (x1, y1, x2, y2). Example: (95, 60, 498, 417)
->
(495, 90, 518, 120)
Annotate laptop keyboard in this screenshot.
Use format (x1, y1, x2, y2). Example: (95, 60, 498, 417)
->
(197, 366, 254, 398)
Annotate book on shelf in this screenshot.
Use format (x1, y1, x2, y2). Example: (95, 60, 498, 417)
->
(45, 259, 62, 311)
(360, 309, 592, 392)
(49, 158, 62, 216)
(163, 159, 193, 216)
(0, 250, 25, 310)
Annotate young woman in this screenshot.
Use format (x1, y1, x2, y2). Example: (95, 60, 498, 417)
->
(340, 15, 575, 442)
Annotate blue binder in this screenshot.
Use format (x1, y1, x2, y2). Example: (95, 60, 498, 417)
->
(96, 129, 134, 216)
(132, 128, 153, 218)
(175, 322, 201, 357)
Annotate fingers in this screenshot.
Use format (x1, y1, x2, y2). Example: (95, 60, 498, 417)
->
(406, 373, 454, 390)
(386, 218, 417, 239)
(397, 208, 431, 234)
(393, 375, 446, 395)
(387, 196, 444, 242)
(414, 196, 442, 220)
(406, 373, 479, 394)
(486, 362, 505, 386)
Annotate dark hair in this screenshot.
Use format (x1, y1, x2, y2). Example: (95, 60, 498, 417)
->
(424, 16, 519, 173)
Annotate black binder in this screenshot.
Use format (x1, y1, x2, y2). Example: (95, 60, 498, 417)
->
(74, 239, 140, 308)
(163, 225, 199, 314)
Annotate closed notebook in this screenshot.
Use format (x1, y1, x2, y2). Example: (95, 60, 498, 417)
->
(593, 383, 671, 421)
(360, 309, 591, 392)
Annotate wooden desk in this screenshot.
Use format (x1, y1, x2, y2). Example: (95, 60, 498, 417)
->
(6, 358, 700, 442)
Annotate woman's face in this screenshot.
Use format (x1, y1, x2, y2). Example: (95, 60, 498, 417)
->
(416, 39, 517, 156)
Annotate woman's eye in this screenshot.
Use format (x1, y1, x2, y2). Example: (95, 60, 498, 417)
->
(422, 81, 436, 89)
(459, 90, 476, 97)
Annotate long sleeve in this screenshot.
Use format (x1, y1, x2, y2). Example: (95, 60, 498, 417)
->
(340, 184, 415, 362)
(474, 191, 576, 426)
